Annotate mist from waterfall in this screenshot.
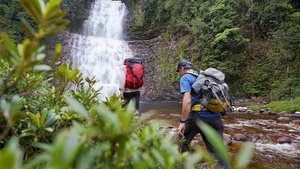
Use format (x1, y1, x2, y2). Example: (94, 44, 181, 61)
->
(69, 0, 132, 100)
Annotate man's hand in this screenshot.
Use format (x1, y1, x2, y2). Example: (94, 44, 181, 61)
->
(178, 122, 185, 136)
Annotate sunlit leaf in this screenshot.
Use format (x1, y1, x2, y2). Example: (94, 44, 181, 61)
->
(234, 143, 253, 169)
(33, 65, 52, 71)
(182, 152, 203, 169)
(20, 18, 36, 39)
(0, 138, 22, 169)
(20, 0, 42, 23)
(197, 121, 230, 164)
(64, 96, 89, 120)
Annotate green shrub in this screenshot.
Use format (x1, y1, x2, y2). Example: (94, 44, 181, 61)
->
(265, 97, 300, 112)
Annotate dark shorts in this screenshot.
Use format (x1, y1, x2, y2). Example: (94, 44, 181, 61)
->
(123, 91, 140, 110)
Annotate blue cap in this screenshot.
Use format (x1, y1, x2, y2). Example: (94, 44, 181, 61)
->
(176, 59, 193, 72)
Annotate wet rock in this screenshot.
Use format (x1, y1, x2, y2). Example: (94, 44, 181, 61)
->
(279, 111, 288, 115)
(246, 109, 255, 114)
(265, 125, 273, 129)
(254, 112, 260, 115)
(167, 128, 178, 137)
(237, 107, 248, 112)
(259, 109, 265, 113)
(233, 133, 247, 141)
(268, 111, 276, 115)
(283, 113, 300, 118)
(277, 117, 290, 122)
(223, 133, 232, 145)
(251, 134, 262, 142)
(291, 119, 300, 124)
(276, 136, 292, 144)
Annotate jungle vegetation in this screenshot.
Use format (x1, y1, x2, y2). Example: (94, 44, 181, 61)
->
(125, 0, 300, 100)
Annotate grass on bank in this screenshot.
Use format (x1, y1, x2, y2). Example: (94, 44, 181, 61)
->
(249, 97, 300, 112)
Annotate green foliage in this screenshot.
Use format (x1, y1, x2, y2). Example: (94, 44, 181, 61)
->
(0, 0, 29, 42)
(127, 0, 300, 99)
(20, 108, 58, 143)
(0, 0, 72, 156)
(68, 74, 100, 110)
(0, 95, 23, 128)
(19, 0, 69, 39)
(129, 0, 170, 38)
(61, 0, 92, 32)
(0, 138, 22, 169)
(264, 97, 300, 112)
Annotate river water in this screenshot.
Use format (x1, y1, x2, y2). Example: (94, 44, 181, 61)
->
(140, 102, 300, 169)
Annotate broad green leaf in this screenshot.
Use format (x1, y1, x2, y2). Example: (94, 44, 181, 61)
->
(50, 130, 85, 168)
(33, 65, 52, 71)
(45, 127, 54, 132)
(57, 63, 80, 81)
(55, 43, 62, 57)
(0, 33, 19, 64)
(0, 96, 23, 126)
(36, 53, 46, 60)
(234, 143, 253, 169)
(151, 149, 165, 167)
(20, 18, 36, 38)
(0, 138, 22, 169)
(20, 0, 42, 23)
(45, 0, 62, 15)
(183, 152, 203, 169)
(197, 121, 230, 163)
(64, 96, 89, 120)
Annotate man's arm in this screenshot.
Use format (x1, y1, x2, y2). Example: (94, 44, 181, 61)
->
(178, 92, 191, 135)
(181, 92, 192, 121)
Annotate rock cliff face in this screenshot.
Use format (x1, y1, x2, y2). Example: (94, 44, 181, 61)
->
(127, 37, 181, 102)
(123, 6, 181, 102)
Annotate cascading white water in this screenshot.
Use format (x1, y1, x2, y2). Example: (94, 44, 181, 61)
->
(69, 0, 132, 100)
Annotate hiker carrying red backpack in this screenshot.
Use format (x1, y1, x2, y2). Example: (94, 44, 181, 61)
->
(122, 56, 144, 115)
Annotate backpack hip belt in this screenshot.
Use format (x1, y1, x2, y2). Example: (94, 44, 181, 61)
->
(191, 104, 207, 112)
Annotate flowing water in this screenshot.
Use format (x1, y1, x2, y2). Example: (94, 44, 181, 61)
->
(67, 0, 132, 100)
(140, 102, 300, 169)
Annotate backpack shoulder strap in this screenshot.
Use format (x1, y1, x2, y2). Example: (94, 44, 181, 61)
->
(187, 70, 201, 77)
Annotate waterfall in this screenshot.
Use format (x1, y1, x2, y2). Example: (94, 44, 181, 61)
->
(68, 0, 132, 100)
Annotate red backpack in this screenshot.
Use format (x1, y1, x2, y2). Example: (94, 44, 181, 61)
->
(124, 58, 144, 89)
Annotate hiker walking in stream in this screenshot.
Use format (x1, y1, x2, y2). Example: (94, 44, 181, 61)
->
(176, 59, 231, 169)
(121, 56, 144, 116)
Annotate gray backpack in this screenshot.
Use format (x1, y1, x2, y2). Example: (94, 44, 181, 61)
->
(191, 68, 233, 113)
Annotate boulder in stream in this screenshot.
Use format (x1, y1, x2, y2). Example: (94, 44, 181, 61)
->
(276, 136, 292, 144)
(277, 117, 290, 122)
(223, 133, 232, 145)
(233, 133, 247, 141)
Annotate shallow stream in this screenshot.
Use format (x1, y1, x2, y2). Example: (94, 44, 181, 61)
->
(140, 102, 300, 169)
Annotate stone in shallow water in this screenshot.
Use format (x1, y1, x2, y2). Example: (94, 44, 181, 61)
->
(277, 117, 290, 122)
(237, 107, 248, 112)
(233, 133, 247, 141)
(291, 119, 300, 124)
(223, 133, 232, 145)
(276, 136, 292, 144)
